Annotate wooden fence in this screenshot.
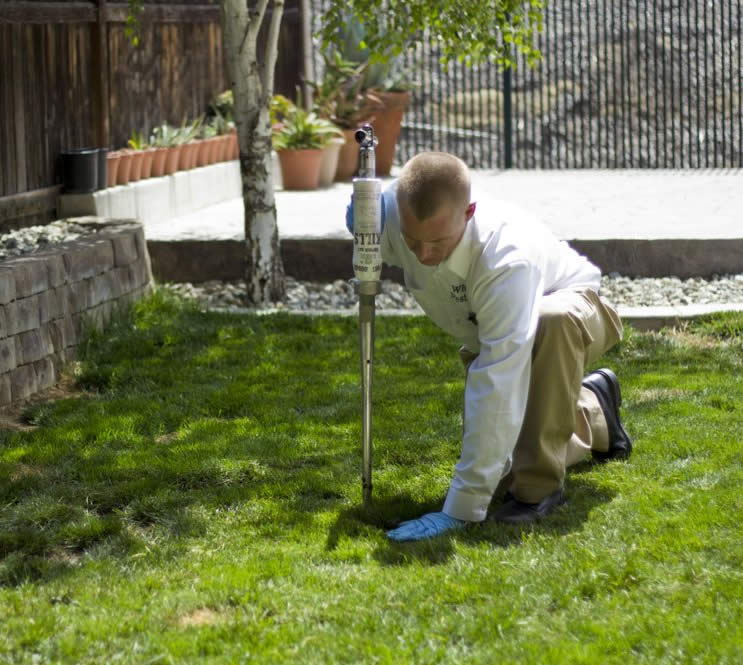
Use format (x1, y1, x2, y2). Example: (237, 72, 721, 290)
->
(0, 0, 304, 230)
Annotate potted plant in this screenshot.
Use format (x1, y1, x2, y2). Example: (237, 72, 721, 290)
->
(127, 130, 156, 180)
(200, 122, 220, 165)
(305, 50, 383, 181)
(151, 123, 182, 175)
(208, 90, 238, 161)
(106, 150, 122, 187)
(116, 149, 134, 185)
(335, 17, 415, 176)
(271, 96, 344, 190)
(177, 117, 203, 171)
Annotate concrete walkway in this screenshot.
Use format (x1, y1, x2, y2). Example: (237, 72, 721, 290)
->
(142, 168, 743, 329)
(145, 168, 743, 285)
(145, 169, 743, 242)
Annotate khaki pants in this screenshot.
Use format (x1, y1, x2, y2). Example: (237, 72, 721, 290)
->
(461, 288, 623, 504)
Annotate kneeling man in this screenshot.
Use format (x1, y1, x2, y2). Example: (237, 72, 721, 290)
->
(347, 152, 632, 541)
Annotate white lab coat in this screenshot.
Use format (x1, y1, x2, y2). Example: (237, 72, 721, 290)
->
(381, 184, 601, 521)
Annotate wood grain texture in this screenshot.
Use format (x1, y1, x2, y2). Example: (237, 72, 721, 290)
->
(0, 1, 303, 226)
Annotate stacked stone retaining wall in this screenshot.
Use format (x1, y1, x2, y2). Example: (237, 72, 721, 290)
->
(0, 219, 152, 406)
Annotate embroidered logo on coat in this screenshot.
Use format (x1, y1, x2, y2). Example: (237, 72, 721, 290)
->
(450, 283, 467, 303)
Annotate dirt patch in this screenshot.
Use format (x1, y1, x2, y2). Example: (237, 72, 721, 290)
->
(634, 387, 690, 406)
(665, 325, 729, 349)
(155, 432, 179, 445)
(176, 607, 225, 628)
(0, 368, 89, 432)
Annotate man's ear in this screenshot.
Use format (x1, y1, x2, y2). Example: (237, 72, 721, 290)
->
(465, 202, 477, 221)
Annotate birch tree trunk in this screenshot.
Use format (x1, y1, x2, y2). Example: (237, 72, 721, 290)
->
(220, 0, 285, 304)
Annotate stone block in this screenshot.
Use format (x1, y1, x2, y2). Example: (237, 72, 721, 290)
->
(3, 257, 49, 298)
(65, 345, 79, 363)
(132, 225, 147, 258)
(7, 296, 40, 336)
(18, 328, 53, 364)
(48, 319, 68, 352)
(0, 337, 17, 373)
(37, 289, 62, 324)
(171, 171, 193, 217)
(110, 232, 139, 267)
(62, 241, 102, 282)
(65, 280, 89, 314)
(0, 306, 8, 339)
(0, 268, 15, 305)
(57, 192, 101, 218)
(0, 374, 11, 406)
(34, 357, 56, 391)
(111, 266, 134, 295)
(134, 177, 171, 224)
(227, 160, 242, 198)
(91, 237, 116, 274)
(10, 364, 37, 402)
(83, 306, 106, 334)
(89, 271, 118, 307)
(107, 186, 137, 219)
(31, 251, 67, 287)
(62, 237, 115, 282)
(129, 259, 149, 289)
(52, 286, 70, 319)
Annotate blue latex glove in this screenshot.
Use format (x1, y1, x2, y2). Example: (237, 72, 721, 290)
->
(345, 187, 394, 234)
(386, 511, 466, 542)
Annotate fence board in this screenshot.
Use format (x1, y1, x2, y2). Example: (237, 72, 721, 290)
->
(12, 25, 27, 192)
(1, 0, 306, 224)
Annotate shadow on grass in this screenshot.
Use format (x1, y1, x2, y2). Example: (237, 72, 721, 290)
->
(326, 475, 616, 567)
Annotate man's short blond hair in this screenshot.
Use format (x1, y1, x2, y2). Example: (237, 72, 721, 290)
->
(396, 152, 471, 222)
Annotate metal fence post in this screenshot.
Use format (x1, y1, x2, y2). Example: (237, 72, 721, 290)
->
(503, 65, 513, 168)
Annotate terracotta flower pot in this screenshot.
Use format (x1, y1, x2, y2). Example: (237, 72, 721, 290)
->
(229, 130, 239, 160)
(151, 147, 168, 177)
(106, 151, 121, 187)
(210, 137, 220, 163)
(196, 139, 211, 167)
(277, 149, 324, 190)
(163, 145, 182, 175)
(186, 141, 199, 169)
(318, 137, 345, 187)
(219, 135, 231, 162)
(178, 143, 193, 171)
(371, 90, 411, 176)
(127, 149, 144, 182)
(116, 150, 134, 185)
(334, 128, 361, 181)
(140, 148, 156, 179)
(203, 137, 215, 165)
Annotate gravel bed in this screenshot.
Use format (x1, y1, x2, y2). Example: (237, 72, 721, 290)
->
(162, 274, 743, 313)
(3, 222, 743, 310)
(0, 221, 95, 261)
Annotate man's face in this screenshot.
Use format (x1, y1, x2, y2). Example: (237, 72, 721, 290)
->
(398, 199, 475, 267)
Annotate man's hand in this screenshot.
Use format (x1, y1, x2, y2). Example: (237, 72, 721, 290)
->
(386, 511, 466, 542)
(345, 187, 395, 234)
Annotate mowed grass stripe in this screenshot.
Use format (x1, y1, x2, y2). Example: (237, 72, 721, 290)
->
(0, 291, 741, 664)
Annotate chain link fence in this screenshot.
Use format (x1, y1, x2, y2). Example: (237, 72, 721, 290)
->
(311, 1, 742, 169)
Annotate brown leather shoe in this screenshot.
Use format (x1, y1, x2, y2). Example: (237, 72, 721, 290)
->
(582, 368, 633, 461)
(493, 488, 566, 524)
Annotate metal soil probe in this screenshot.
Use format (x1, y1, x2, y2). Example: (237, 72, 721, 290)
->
(352, 125, 382, 505)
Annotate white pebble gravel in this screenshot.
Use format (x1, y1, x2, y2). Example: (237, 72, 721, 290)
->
(2, 222, 743, 310)
(162, 273, 743, 313)
(0, 221, 94, 261)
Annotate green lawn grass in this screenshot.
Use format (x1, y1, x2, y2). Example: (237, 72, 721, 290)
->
(1, 291, 741, 664)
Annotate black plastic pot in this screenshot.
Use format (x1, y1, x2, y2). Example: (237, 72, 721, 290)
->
(60, 148, 99, 194)
(97, 148, 108, 190)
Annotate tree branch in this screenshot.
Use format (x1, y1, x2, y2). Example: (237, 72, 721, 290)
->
(246, 0, 271, 49)
(261, 0, 285, 98)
